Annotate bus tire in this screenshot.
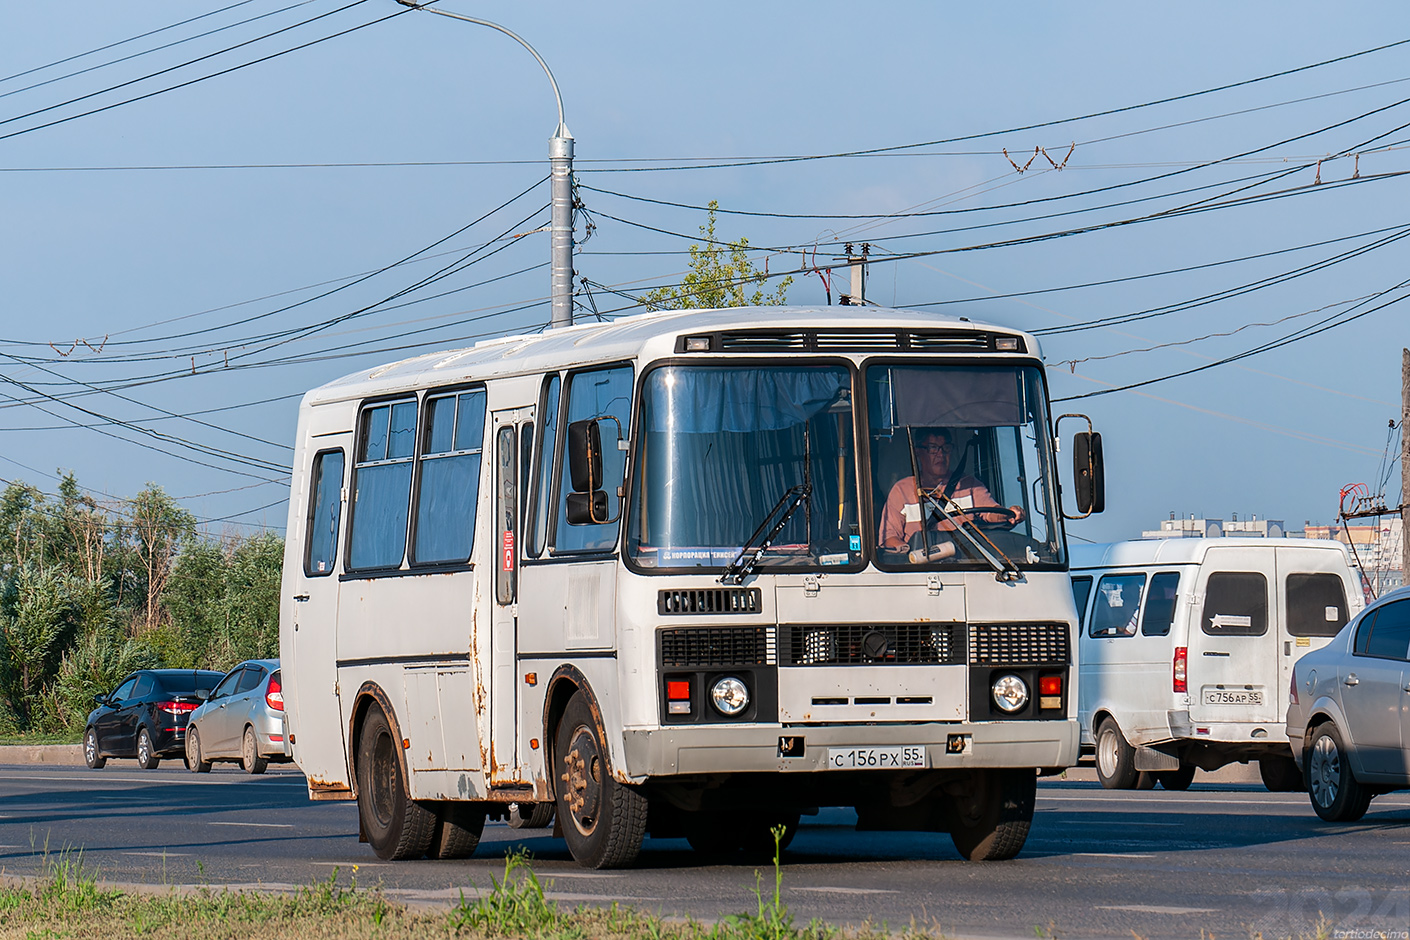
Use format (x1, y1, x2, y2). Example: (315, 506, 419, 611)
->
(1155, 763, 1195, 790)
(948, 768, 1035, 861)
(1306, 723, 1371, 823)
(1259, 755, 1305, 792)
(552, 691, 647, 869)
(1094, 717, 1140, 789)
(429, 802, 485, 859)
(356, 704, 436, 860)
(507, 802, 555, 829)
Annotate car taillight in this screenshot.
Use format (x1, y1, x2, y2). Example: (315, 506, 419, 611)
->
(1173, 647, 1188, 694)
(158, 701, 197, 717)
(266, 675, 285, 712)
(1289, 671, 1299, 706)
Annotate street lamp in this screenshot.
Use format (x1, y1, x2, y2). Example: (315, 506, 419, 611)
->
(395, 2, 575, 329)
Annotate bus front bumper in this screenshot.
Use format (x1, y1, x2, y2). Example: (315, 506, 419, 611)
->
(621, 719, 1080, 778)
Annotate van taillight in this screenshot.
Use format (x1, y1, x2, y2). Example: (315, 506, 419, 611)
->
(1173, 647, 1187, 693)
(266, 674, 285, 712)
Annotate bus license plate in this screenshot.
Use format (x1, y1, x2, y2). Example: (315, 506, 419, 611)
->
(1203, 689, 1263, 706)
(825, 746, 926, 769)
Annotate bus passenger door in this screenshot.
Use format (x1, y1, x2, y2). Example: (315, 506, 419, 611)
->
(489, 407, 532, 785)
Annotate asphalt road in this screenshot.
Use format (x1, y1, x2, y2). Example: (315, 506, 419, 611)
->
(3, 763, 1409, 939)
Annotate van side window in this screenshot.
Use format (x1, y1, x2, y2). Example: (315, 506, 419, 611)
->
(1286, 573, 1348, 638)
(553, 364, 633, 554)
(1141, 572, 1180, 636)
(348, 399, 418, 570)
(1090, 574, 1144, 637)
(528, 374, 561, 557)
(1358, 599, 1410, 660)
(305, 450, 344, 576)
(1070, 576, 1093, 623)
(1201, 572, 1267, 636)
(412, 389, 486, 565)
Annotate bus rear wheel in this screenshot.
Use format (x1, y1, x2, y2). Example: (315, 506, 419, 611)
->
(552, 691, 647, 869)
(947, 768, 1035, 861)
(356, 704, 436, 860)
(429, 802, 485, 859)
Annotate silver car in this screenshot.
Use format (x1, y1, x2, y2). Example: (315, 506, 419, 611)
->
(185, 659, 290, 775)
(1287, 586, 1410, 822)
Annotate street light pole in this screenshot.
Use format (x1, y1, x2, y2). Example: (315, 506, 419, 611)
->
(395, 2, 575, 329)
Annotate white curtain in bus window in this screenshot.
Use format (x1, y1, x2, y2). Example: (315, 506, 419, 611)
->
(305, 450, 344, 575)
(1140, 571, 1180, 636)
(1285, 573, 1348, 637)
(413, 390, 486, 564)
(554, 365, 633, 553)
(1090, 573, 1145, 637)
(349, 400, 418, 570)
(1201, 572, 1268, 636)
(626, 366, 856, 568)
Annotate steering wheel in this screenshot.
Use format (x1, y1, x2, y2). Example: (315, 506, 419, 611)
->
(970, 506, 1021, 530)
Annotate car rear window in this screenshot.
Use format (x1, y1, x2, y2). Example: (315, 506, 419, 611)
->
(236, 668, 266, 694)
(157, 672, 225, 694)
(1201, 572, 1268, 636)
(1286, 573, 1349, 637)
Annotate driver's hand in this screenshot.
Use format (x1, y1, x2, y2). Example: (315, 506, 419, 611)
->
(1009, 505, 1025, 524)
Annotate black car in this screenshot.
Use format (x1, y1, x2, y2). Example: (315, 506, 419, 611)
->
(84, 669, 225, 770)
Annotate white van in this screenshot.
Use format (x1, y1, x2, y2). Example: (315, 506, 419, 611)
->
(1070, 538, 1364, 791)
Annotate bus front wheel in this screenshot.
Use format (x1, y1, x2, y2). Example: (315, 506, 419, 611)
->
(552, 691, 647, 869)
(356, 704, 437, 860)
(947, 768, 1035, 861)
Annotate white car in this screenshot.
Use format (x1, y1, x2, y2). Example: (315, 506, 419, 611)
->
(185, 659, 291, 774)
(1286, 586, 1410, 821)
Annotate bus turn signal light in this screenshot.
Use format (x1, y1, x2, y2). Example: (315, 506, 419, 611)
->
(666, 679, 691, 715)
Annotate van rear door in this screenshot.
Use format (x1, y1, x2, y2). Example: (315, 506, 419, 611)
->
(1188, 548, 1279, 727)
(1276, 546, 1353, 724)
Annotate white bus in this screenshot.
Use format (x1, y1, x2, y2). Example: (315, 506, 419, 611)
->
(279, 305, 1104, 867)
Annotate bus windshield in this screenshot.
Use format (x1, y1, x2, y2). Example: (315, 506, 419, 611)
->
(867, 362, 1063, 569)
(626, 364, 860, 570)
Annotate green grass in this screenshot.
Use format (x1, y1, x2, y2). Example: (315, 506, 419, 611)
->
(0, 732, 81, 747)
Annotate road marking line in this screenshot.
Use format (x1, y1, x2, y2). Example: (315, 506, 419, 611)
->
(794, 886, 900, 895)
(1049, 820, 1182, 827)
(1072, 853, 1154, 858)
(208, 822, 294, 828)
(310, 861, 388, 867)
(535, 872, 623, 879)
(1097, 905, 1218, 914)
(123, 852, 192, 857)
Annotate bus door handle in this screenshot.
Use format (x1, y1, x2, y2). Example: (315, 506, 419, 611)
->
(1343, 674, 1359, 687)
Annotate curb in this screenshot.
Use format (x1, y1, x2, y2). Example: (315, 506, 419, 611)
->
(0, 745, 85, 766)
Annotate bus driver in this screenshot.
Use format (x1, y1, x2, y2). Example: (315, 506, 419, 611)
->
(878, 427, 1025, 562)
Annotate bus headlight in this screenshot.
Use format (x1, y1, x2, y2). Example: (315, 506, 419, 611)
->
(991, 674, 1029, 713)
(710, 676, 750, 716)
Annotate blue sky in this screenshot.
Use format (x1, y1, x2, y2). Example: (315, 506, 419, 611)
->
(2, 1, 1407, 544)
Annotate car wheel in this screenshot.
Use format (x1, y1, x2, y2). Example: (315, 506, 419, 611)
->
(948, 768, 1036, 861)
(136, 728, 160, 770)
(1094, 717, 1139, 789)
(1259, 755, 1305, 792)
(355, 704, 436, 860)
(553, 690, 648, 869)
(186, 728, 212, 774)
(241, 727, 268, 775)
(1155, 763, 1196, 791)
(1307, 724, 1372, 822)
(428, 802, 486, 859)
(83, 727, 106, 770)
(507, 802, 555, 829)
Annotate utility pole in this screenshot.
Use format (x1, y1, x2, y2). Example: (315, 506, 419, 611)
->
(1402, 348, 1408, 585)
(396, 2, 574, 329)
(838, 243, 869, 305)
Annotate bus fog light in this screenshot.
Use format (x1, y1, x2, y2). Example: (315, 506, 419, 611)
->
(991, 674, 1028, 713)
(710, 677, 750, 716)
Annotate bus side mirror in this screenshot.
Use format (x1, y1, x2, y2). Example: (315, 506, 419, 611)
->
(1073, 431, 1105, 515)
(567, 419, 602, 494)
(566, 491, 609, 525)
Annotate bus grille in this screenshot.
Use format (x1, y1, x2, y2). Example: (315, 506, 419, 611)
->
(660, 626, 775, 666)
(969, 622, 1070, 665)
(780, 623, 965, 666)
(658, 588, 762, 615)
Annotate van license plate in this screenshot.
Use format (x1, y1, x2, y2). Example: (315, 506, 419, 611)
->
(825, 746, 926, 769)
(1203, 689, 1263, 706)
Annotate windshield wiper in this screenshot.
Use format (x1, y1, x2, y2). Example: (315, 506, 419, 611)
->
(920, 490, 1022, 582)
(719, 482, 812, 585)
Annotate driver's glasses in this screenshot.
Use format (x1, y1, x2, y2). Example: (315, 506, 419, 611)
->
(916, 443, 954, 456)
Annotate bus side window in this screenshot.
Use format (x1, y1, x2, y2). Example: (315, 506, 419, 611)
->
(411, 389, 486, 565)
(1070, 576, 1093, 625)
(528, 374, 560, 558)
(553, 365, 632, 553)
(1141, 571, 1180, 636)
(305, 449, 345, 576)
(348, 399, 418, 570)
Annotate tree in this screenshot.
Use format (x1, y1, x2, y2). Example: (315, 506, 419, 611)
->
(641, 201, 792, 311)
(115, 485, 195, 634)
(0, 565, 74, 722)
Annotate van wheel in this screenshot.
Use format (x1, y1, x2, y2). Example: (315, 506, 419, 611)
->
(356, 704, 437, 859)
(948, 768, 1036, 861)
(1094, 718, 1139, 789)
(507, 802, 555, 829)
(1306, 724, 1371, 822)
(1259, 755, 1305, 792)
(552, 691, 647, 869)
(1155, 763, 1196, 790)
(428, 802, 485, 859)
